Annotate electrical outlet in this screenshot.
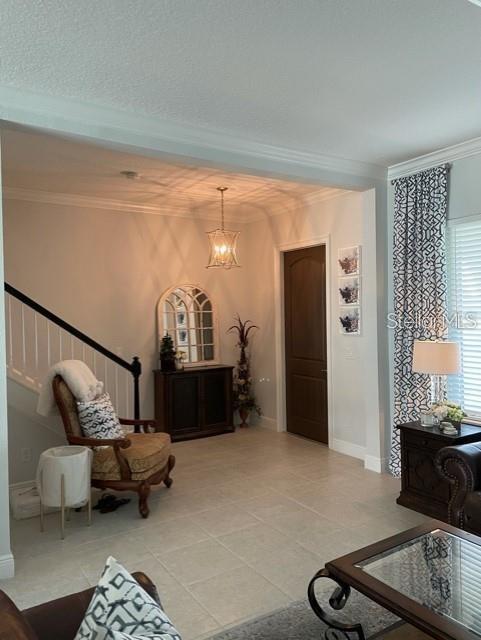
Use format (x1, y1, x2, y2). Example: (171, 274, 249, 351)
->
(21, 448, 32, 463)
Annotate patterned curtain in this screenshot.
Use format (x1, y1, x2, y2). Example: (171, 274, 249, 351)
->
(389, 165, 449, 476)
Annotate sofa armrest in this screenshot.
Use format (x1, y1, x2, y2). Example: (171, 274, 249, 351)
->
(435, 443, 481, 528)
(0, 591, 37, 639)
(22, 572, 160, 640)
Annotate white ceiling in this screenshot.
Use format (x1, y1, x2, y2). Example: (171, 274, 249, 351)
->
(1, 1, 480, 168)
(1, 127, 343, 222)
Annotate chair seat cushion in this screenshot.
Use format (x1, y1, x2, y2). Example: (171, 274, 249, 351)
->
(92, 433, 171, 481)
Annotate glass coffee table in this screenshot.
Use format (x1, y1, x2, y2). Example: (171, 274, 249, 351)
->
(308, 520, 481, 639)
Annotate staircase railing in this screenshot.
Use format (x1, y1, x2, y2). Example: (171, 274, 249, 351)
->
(4, 283, 141, 419)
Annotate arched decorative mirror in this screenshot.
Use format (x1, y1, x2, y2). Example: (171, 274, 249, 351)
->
(157, 285, 218, 365)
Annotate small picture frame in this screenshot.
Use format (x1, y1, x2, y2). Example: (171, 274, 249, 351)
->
(339, 307, 360, 335)
(338, 246, 361, 276)
(338, 276, 360, 306)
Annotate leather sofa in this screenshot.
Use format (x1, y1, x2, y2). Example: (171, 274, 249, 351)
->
(0, 572, 159, 639)
(435, 442, 481, 535)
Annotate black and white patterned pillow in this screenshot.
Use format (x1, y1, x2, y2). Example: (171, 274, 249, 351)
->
(77, 393, 123, 439)
(75, 556, 181, 640)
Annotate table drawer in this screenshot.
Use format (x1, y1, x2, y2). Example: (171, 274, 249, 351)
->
(403, 431, 444, 452)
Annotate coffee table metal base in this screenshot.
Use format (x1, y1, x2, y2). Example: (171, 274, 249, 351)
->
(308, 568, 366, 639)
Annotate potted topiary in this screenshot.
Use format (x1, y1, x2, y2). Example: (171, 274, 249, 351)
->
(228, 315, 261, 427)
(160, 333, 177, 372)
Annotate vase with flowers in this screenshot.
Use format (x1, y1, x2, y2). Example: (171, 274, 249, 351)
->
(228, 315, 261, 427)
(430, 401, 466, 428)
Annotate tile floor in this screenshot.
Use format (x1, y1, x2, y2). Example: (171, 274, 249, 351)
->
(1, 427, 425, 639)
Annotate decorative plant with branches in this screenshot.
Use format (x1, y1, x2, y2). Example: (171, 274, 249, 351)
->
(228, 315, 261, 417)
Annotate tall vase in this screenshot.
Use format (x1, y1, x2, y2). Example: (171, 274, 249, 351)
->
(239, 407, 250, 428)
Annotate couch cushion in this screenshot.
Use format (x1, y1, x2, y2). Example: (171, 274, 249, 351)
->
(92, 433, 171, 481)
(0, 591, 38, 640)
(74, 556, 181, 640)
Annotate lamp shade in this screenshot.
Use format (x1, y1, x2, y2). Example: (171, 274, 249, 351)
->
(412, 340, 460, 375)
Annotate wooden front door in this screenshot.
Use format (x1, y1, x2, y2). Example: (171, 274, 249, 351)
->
(284, 245, 328, 443)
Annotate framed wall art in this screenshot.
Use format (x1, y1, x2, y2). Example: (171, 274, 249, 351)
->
(338, 245, 361, 336)
(338, 276, 360, 306)
(339, 306, 360, 335)
(338, 246, 361, 276)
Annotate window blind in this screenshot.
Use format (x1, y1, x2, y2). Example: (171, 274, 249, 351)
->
(447, 219, 481, 418)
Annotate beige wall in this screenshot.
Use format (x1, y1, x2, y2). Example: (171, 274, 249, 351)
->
(243, 189, 381, 462)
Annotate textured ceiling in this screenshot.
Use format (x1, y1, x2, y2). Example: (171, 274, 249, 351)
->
(1, 1, 480, 166)
(1, 127, 343, 221)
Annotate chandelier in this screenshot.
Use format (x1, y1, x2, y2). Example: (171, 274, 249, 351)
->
(206, 187, 241, 269)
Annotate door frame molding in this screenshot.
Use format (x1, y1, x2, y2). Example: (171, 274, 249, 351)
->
(274, 235, 333, 446)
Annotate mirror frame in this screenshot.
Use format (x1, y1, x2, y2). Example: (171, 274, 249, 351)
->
(156, 284, 219, 367)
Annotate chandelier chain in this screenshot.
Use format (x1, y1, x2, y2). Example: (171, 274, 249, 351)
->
(217, 186, 227, 231)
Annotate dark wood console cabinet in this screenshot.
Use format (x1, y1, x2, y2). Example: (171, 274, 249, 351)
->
(154, 365, 234, 442)
(397, 421, 481, 521)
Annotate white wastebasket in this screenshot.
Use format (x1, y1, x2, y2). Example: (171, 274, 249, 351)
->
(36, 446, 92, 538)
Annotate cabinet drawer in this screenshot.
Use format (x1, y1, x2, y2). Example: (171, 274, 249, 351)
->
(403, 432, 443, 452)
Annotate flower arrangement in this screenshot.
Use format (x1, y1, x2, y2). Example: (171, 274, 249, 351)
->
(228, 315, 261, 427)
(175, 349, 186, 371)
(430, 401, 466, 425)
(339, 310, 360, 334)
(338, 256, 358, 275)
(339, 283, 359, 305)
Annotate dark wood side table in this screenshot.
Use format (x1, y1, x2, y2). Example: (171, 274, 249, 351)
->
(397, 421, 481, 521)
(154, 365, 234, 442)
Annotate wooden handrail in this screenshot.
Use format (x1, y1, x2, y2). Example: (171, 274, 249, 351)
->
(4, 282, 142, 420)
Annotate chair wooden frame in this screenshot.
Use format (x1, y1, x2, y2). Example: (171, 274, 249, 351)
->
(52, 375, 175, 518)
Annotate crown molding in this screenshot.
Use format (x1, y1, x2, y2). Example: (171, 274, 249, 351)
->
(0, 85, 386, 187)
(388, 135, 481, 180)
(2, 186, 249, 222)
(3, 185, 349, 223)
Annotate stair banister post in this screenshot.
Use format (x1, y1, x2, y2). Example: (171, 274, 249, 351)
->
(131, 356, 142, 426)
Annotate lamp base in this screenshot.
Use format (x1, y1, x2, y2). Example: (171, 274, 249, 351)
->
(430, 374, 446, 406)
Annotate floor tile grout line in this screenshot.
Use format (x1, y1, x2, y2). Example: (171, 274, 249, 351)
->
(209, 524, 301, 602)
(153, 549, 227, 626)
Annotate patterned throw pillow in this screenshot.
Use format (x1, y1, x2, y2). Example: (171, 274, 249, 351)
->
(75, 556, 181, 640)
(77, 393, 123, 439)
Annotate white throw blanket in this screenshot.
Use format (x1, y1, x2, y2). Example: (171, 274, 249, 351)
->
(37, 360, 104, 416)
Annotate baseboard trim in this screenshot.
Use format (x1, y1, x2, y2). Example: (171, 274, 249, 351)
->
(258, 416, 277, 431)
(364, 455, 387, 473)
(9, 479, 35, 490)
(331, 438, 366, 461)
(0, 552, 14, 580)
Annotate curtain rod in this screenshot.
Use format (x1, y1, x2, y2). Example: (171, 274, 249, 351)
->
(390, 162, 452, 185)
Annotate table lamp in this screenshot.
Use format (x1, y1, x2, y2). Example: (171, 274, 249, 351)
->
(412, 339, 460, 405)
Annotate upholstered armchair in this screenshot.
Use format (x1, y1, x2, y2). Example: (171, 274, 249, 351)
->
(435, 443, 481, 535)
(52, 375, 175, 518)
